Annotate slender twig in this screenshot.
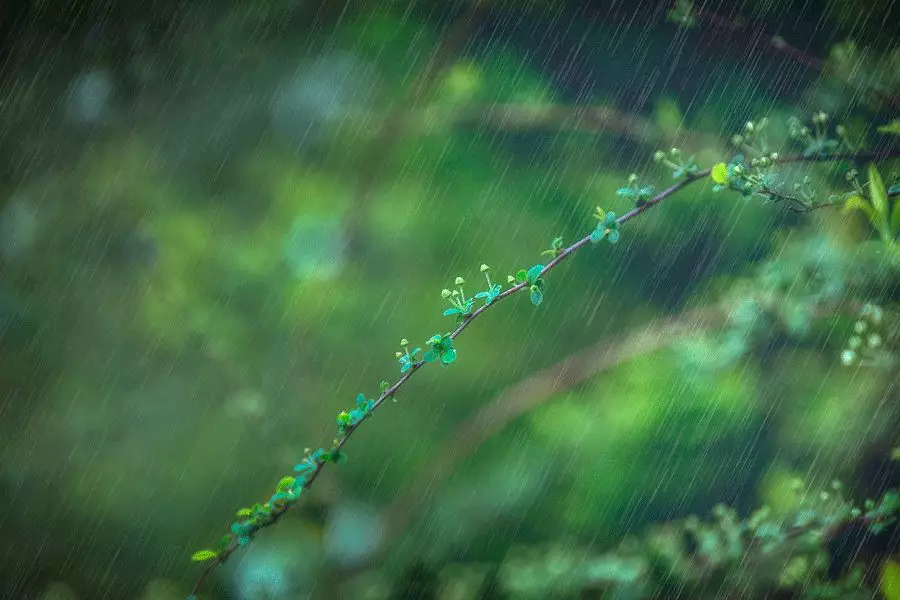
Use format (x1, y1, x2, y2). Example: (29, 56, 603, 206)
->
(190, 148, 900, 596)
(417, 102, 721, 148)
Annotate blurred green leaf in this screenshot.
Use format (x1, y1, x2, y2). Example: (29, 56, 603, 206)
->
(190, 549, 217, 562)
(877, 119, 900, 135)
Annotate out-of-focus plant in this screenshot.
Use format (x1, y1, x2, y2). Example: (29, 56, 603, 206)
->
(840, 303, 898, 368)
(493, 480, 900, 599)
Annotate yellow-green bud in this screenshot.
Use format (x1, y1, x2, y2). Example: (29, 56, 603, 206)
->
(506, 275, 516, 284)
(480, 264, 490, 272)
(745, 121, 754, 133)
(653, 150, 665, 162)
(628, 173, 638, 184)
(395, 352, 403, 358)
(454, 276, 465, 285)
(441, 289, 452, 298)
(770, 152, 778, 161)
(400, 338, 409, 346)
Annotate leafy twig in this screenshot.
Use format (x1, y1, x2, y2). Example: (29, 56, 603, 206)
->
(189, 148, 900, 597)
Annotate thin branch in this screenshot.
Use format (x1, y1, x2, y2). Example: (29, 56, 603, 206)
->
(415, 102, 721, 148)
(190, 148, 900, 596)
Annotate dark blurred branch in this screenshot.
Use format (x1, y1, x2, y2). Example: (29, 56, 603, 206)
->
(377, 306, 723, 548)
(689, 5, 900, 111)
(413, 102, 722, 148)
(190, 145, 900, 597)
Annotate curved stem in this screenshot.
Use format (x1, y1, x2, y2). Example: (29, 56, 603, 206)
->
(191, 148, 900, 596)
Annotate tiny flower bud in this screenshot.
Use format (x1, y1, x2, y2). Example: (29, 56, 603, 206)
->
(841, 349, 857, 366)
(454, 276, 464, 285)
(669, 147, 679, 157)
(400, 338, 409, 346)
(628, 173, 638, 184)
(507, 275, 516, 284)
(451, 289, 459, 296)
(745, 121, 754, 133)
(479, 264, 490, 272)
(770, 152, 778, 161)
(441, 289, 452, 298)
(653, 150, 665, 162)
(867, 333, 882, 349)
(836, 124, 846, 135)
(395, 351, 403, 358)
(732, 134, 744, 145)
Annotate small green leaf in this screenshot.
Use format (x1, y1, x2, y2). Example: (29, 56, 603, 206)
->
(526, 264, 544, 284)
(441, 348, 458, 365)
(515, 269, 527, 283)
(877, 119, 900, 135)
(276, 476, 295, 492)
(191, 549, 218, 562)
(869, 164, 892, 240)
(530, 286, 543, 306)
(236, 508, 252, 518)
(844, 194, 876, 223)
(711, 162, 729, 185)
(870, 164, 889, 220)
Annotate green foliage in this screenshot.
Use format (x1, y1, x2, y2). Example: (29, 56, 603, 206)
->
(397, 339, 422, 374)
(788, 112, 851, 158)
(190, 549, 217, 562)
(525, 264, 546, 306)
(424, 333, 457, 366)
(474, 264, 503, 306)
(539, 237, 564, 259)
(842, 164, 900, 244)
(615, 173, 655, 207)
(667, 0, 698, 28)
(879, 119, 900, 135)
(652, 147, 699, 180)
(590, 208, 620, 244)
(337, 393, 376, 434)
